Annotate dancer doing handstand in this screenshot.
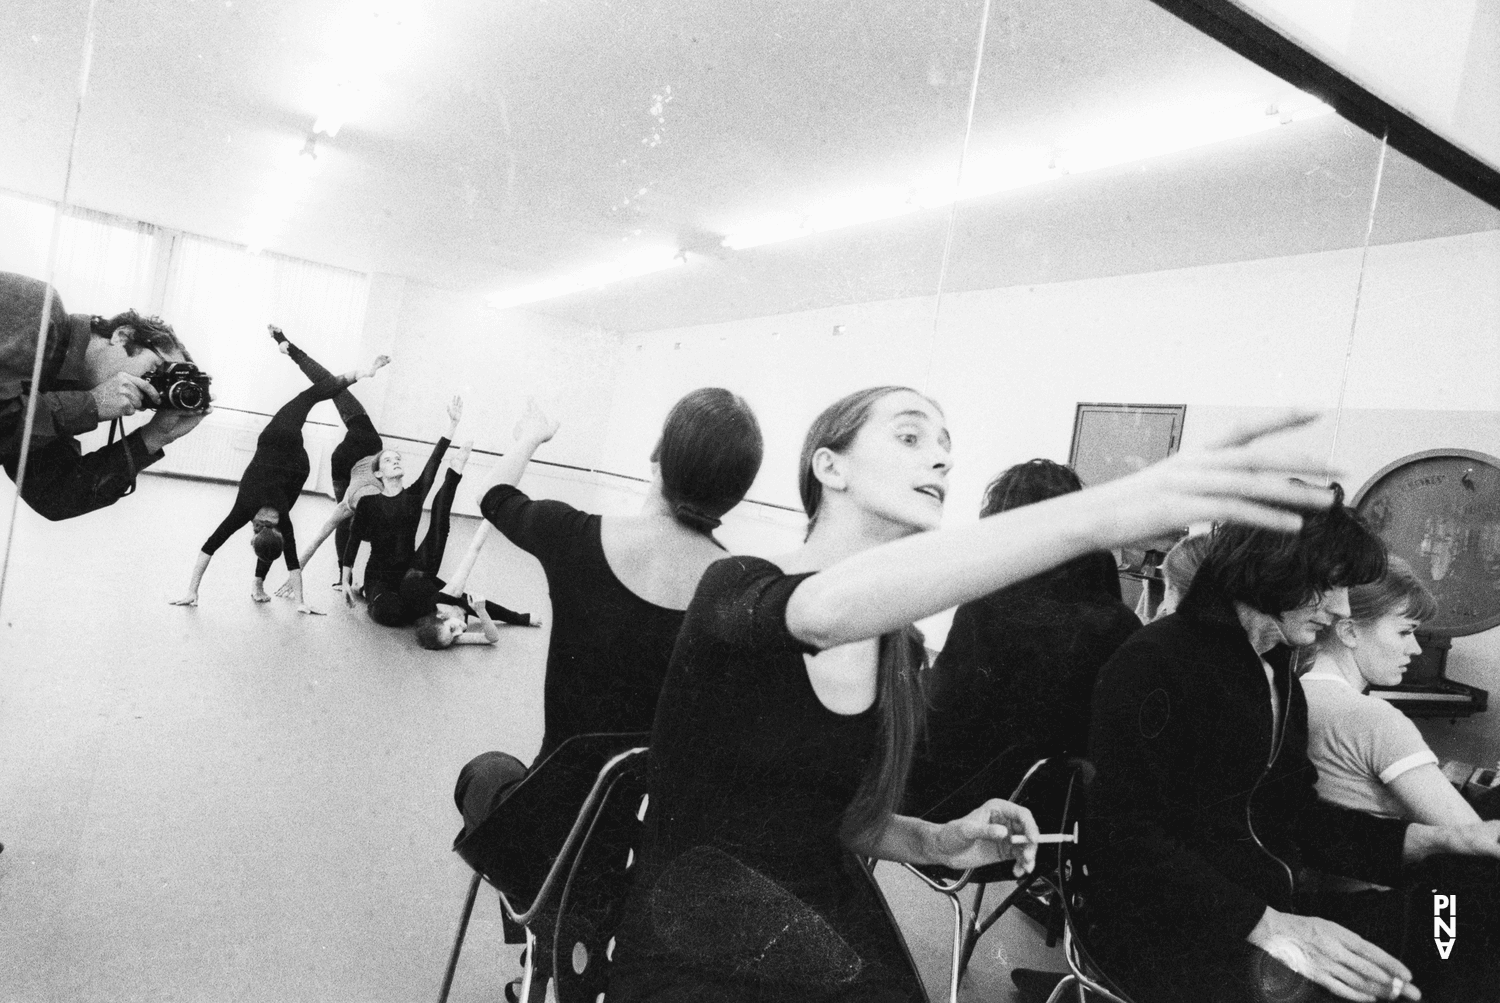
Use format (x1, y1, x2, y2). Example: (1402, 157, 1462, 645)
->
(170, 334, 387, 613)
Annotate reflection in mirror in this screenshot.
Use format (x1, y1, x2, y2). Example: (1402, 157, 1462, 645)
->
(0, 5, 116, 597)
(4, 0, 1493, 1000)
(1331, 137, 1500, 775)
(0, 2, 987, 1001)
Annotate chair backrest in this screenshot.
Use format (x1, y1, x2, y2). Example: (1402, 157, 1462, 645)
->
(960, 755, 1090, 887)
(1050, 760, 1136, 1003)
(454, 732, 650, 918)
(548, 748, 652, 1003)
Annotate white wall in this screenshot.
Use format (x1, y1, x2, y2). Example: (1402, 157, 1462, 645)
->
(598, 229, 1500, 725)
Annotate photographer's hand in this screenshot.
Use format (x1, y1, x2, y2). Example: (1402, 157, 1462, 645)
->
(140, 407, 210, 454)
(92, 372, 157, 420)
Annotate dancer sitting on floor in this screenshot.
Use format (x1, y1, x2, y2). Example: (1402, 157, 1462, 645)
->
(170, 332, 388, 613)
(341, 419, 533, 629)
(413, 523, 542, 649)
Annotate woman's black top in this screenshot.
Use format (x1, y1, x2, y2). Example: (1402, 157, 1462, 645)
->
(607, 556, 924, 1003)
(1082, 577, 1410, 1001)
(479, 484, 686, 762)
(342, 437, 449, 591)
(907, 552, 1139, 821)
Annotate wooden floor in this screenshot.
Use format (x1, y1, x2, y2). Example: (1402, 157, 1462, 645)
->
(0, 475, 1061, 1002)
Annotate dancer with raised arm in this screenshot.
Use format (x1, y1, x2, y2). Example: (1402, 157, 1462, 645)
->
(341, 402, 532, 630)
(603, 390, 1371, 1003)
(170, 332, 387, 613)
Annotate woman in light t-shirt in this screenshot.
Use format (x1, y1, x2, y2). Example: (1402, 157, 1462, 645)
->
(1301, 555, 1480, 826)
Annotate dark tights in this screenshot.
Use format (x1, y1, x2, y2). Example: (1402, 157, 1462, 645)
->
(282, 339, 383, 566)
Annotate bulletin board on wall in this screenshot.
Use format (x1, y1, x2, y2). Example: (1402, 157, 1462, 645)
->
(1069, 402, 1187, 615)
(1068, 402, 1186, 487)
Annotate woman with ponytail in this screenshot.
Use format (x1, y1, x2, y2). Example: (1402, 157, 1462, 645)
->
(607, 387, 1355, 1001)
(452, 390, 764, 855)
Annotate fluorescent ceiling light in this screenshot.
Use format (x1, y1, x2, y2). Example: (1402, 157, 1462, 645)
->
(722, 93, 1334, 251)
(485, 247, 685, 311)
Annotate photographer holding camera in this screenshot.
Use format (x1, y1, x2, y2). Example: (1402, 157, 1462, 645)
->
(0, 271, 208, 521)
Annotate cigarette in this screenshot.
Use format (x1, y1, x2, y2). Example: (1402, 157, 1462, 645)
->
(1010, 832, 1076, 844)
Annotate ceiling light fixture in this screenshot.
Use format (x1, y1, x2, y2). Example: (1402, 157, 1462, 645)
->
(308, 1, 421, 139)
(721, 93, 1334, 251)
(485, 247, 686, 311)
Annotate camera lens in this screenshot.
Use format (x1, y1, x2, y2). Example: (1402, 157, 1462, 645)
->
(170, 382, 205, 410)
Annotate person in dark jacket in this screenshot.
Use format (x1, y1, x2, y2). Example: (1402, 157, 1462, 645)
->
(1085, 495, 1500, 1003)
(907, 459, 1139, 822)
(0, 271, 205, 520)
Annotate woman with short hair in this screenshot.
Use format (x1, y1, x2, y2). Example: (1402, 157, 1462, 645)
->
(1301, 555, 1480, 826)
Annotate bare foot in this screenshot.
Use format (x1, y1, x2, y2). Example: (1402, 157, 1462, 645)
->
(452, 439, 473, 475)
(348, 354, 391, 382)
(169, 595, 199, 607)
(251, 586, 272, 603)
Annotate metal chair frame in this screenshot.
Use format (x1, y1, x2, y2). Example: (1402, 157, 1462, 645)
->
(1037, 769, 1134, 1003)
(437, 745, 649, 1003)
(902, 756, 1061, 1003)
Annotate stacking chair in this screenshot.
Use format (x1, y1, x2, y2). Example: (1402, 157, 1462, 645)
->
(547, 746, 652, 1002)
(1036, 762, 1134, 1003)
(903, 757, 1077, 1003)
(438, 733, 649, 1003)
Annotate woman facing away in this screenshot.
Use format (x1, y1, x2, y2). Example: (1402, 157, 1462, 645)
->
(606, 386, 1347, 1003)
(452, 388, 764, 843)
(1301, 555, 1483, 826)
(906, 458, 1140, 822)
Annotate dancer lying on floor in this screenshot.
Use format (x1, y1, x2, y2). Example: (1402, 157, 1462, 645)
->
(170, 333, 387, 613)
(413, 523, 543, 648)
(342, 429, 534, 630)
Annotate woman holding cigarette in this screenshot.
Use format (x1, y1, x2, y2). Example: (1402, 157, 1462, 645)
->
(606, 387, 1345, 1002)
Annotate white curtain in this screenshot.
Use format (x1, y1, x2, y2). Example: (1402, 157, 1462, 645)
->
(163, 235, 371, 416)
(0, 191, 157, 315)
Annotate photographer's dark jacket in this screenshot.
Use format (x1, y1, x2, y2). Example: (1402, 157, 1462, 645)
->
(0, 272, 162, 520)
(1083, 577, 1409, 994)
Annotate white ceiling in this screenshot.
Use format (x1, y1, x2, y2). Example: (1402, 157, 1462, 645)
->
(2, 0, 1496, 333)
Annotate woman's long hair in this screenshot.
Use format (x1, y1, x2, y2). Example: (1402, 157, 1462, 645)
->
(651, 388, 763, 535)
(798, 386, 933, 840)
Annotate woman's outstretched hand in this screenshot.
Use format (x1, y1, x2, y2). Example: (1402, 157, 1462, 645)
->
(1083, 410, 1339, 546)
(514, 398, 559, 446)
(927, 798, 1041, 877)
(447, 395, 464, 426)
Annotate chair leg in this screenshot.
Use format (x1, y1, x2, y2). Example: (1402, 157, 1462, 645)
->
(518, 927, 552, 1003)
(1043, 974, 1080, 1003)
(943, 891, 965, 1003)
(438, 872, 483, 1003)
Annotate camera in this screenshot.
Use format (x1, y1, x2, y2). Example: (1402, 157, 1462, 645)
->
(144, 362, 213, 412)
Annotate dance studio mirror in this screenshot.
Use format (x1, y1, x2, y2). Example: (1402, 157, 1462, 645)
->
(1, 1, 1493, 1000)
